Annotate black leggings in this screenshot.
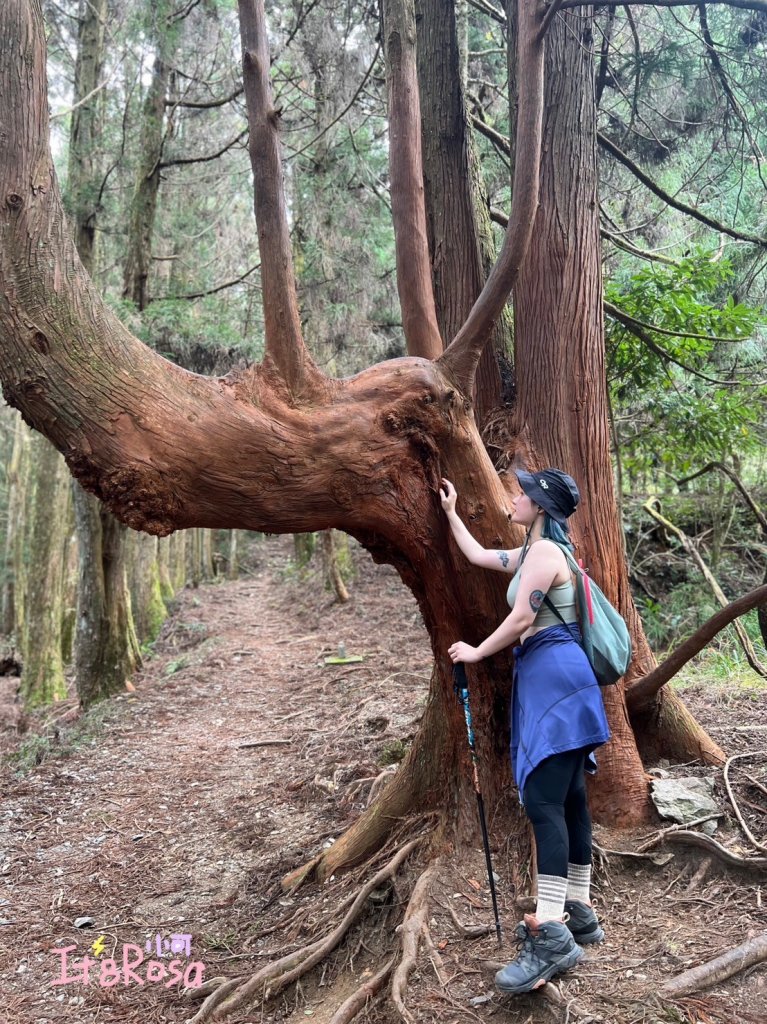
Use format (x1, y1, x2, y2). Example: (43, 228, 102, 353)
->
(523, 748, 592, 877)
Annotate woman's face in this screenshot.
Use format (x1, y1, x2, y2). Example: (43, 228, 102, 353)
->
(510, 491, 541, 527)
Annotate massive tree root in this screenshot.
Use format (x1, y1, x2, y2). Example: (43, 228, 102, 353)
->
(391, 860, 442, 1022)
(188, 839, 423, 1022)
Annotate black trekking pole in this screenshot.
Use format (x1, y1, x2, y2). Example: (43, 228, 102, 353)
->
(453, 662, 503, 947)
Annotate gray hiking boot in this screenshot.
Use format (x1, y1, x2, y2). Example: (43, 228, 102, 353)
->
(564, 900, 605, 944)
(494, 920, 584, 994)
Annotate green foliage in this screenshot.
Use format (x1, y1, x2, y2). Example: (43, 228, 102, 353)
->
(4, 697, 119, 775)
(606, 251, 766, 477)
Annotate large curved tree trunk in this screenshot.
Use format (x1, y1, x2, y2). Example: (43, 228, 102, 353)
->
(0, 0, 723, 881)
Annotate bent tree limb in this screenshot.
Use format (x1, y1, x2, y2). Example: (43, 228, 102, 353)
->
(438, 0, 546, 393)
(660, 929, 767, 999)
(237, 0, 323, 397)
(643, 498, 767, 678)
(382, 0, 443, 359)
(723, 751, 767, 854)
(660, 830, 767, 870)
(627, 584, 767, 710)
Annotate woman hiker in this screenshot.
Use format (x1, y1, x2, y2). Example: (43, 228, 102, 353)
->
(440, 468, 611, 994)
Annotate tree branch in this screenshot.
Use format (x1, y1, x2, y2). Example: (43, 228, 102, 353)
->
(627, 584, 767, 709)
(237, 0, 323, 396)
(601, 226, 680, 266)
(381, 0, 443, 359)
(286, 45, 380, 162)
(470, 114, 511, 156)
(604, 301, 752, 385)
(158, 126, 248, 169)
(164, 85, 244, 109)
(562, 0, 767, 12)
(598, 132, 767, 247)
(538, 0, 566, 39)
(697, 3, 767, 190)
(675, 462, 767, 533)
(148, 261, 261, 302)
(467, 0, 507, 23)
(605, 299, 755, 347)
(439, 0, 546, 392)
(660, 930, 767, 999)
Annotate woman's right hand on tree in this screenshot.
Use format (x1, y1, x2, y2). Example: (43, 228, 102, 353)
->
(440, 478, 457, 514)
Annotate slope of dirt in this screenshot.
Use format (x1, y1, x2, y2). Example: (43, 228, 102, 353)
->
(1, 535, 766, 1024)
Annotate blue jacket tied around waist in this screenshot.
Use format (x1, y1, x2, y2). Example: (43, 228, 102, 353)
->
(511, 624, 611, 801)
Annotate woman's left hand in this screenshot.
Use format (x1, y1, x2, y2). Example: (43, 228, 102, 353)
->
(448, 641, 483, 664)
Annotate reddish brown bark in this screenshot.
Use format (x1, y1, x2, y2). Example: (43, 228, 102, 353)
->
(439, 0, 545, 392)
(238, 0, 325, 397)
(511, 8, 647, 824)
(0, 0, 722, 875)
(381, 0, 443, 359)
(415, 0, 507, 418)
(509, 8, 722, 819)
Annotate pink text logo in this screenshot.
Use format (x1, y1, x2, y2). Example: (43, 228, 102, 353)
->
(51, 933, 205, 989)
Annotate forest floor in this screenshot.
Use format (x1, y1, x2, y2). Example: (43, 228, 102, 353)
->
(1, 536, 766, 1024)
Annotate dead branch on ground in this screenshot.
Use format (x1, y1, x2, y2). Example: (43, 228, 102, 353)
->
(660, 929, 767, 998)
(724, 751, 767, 854)
(636, 814, 722, 852)
(661, 831, 767, 871)
(448, 905, 491, 938)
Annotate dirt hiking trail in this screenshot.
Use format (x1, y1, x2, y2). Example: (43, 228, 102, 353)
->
(1, 536, 766, 1024)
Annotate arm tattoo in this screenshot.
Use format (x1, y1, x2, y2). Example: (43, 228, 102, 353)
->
(497, 550, 510, 568)
(529, 589, 545, 613)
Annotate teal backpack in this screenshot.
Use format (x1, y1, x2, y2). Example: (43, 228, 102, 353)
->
(544, 545, 633, 687)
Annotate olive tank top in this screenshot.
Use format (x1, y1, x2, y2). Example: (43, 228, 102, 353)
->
(506, 544, 578, 628)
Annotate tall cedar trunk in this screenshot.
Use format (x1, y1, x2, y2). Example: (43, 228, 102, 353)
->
(295, 21, 357, 593)
(320, 529, 350, 604)
(201, 529, 214, 580)
(20, 433, 70, 706)
(73, 491, 141, 705)
(510, 7, 721, 822)
(66, 0, 107, 268)
(2, 413, 26, 635)
(416, 0, 509, 424)
(130, 533, 168, 643)
(121, 21, 172, 309)
(158, 536, 174, 601)
(169, 531, 187, 590)
(227, 530, 239, 580)
(67, 0, 140, 707)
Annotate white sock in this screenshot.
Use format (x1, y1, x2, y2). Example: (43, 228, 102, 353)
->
(535, 874, 568, 922)
(567, 862, 591, 903)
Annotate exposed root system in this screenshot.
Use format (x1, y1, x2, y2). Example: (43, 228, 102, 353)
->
(391, 860, 441, 1022)
(190, 839, 423, 1022)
